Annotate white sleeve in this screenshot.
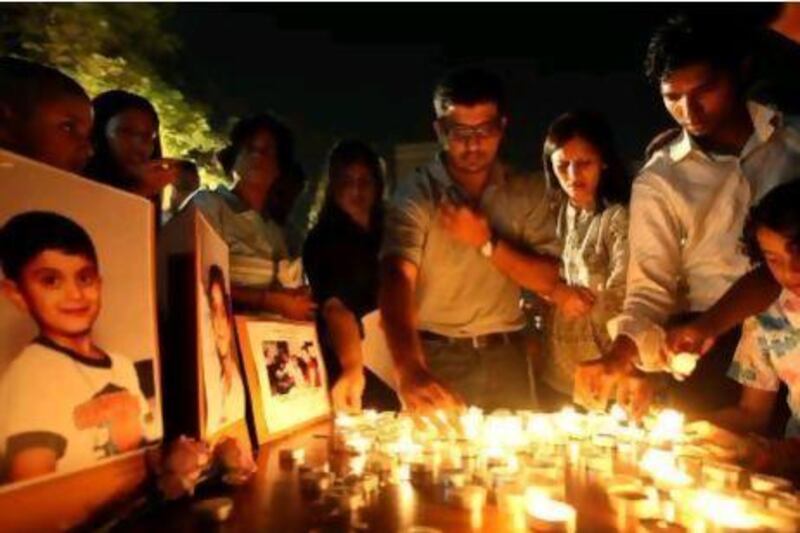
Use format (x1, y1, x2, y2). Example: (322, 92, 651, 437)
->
(611, 174, 683, 372)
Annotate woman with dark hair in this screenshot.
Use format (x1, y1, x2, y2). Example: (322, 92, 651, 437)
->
(538, 110, 632, 408)
(191, 113, 314, 321)
(86, 90, 181, 200)
(204, 264, 245, 432)
(303, 140, 399, 413)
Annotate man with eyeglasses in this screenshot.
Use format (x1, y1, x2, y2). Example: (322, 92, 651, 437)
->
(379, 66, 563, 413)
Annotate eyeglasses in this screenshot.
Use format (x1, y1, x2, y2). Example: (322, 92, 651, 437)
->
(441, 118, 503, 142)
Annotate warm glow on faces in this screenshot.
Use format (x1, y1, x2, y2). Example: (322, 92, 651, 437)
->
(757, 226, 800, 297)
(209, 282, 233, 358)
(659, 63, 738, 138)
(4, 250, 101, 338)
(550, 136, 603, 209)
(106, 108, 158, 177)
(233, 129, 280, 190)
(436, 102, 504, 175)
(332, 161, 377, 224)
(21, 96, 93, 174)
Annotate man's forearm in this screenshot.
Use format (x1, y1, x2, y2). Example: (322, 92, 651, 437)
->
(379, 263, 425, 373)
(700, 266, 780, 336)
(323, 299, 364, 372)
(491, 240, 560, 297)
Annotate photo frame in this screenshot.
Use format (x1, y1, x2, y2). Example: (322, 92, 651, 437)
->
(235, 316, 330, 443)
(0, 149, 162, 530)
(158, 206, 250, 447)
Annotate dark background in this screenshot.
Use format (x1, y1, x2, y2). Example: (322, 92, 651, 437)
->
(167, 3, 777, 175)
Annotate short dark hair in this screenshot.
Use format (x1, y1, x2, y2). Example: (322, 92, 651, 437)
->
(644, 14, 750, 86)
(433, 66, 507, 117)
(743, 180, 800, 266)
(0, 211, 98, 282)
(542, 110, 632, 210)
(0, 56, 89, 115)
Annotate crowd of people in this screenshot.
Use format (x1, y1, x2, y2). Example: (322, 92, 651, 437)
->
(1, 6, 800, 480)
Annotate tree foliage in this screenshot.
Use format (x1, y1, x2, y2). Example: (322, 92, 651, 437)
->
(1, 3, 227, 184)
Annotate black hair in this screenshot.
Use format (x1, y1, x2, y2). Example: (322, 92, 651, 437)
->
(644, 14, 751, 86)
(85, 90, 162, 191)
(0, 57, 89, 116)
(0, 211, 98, 282)
(743, 180, 800, 266)
(433, 66, 507, 117)
(207, 264, 233, 321)
(542, 110, 632, 209)
(322, 139, 384, 221)
(217, 113, 305, 225)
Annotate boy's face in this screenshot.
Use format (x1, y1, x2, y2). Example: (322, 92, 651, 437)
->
(757, 227, 800, 298)
(2, 250, 102, 338)
(16, 96, 93, 174)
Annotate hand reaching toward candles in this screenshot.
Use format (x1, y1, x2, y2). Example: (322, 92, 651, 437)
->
(615, 369, 655, 421)
(331, 368, 366, 414)
(664, 319, 717, 360)
(573, 359, 618, 411)
(397, 365, 465, 413)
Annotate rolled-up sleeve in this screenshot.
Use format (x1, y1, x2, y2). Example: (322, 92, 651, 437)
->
(611, 173, 683, 371)
(380, 180, 432, 267)
(516, 179, 561, 257)
(727, 316, 780, 391)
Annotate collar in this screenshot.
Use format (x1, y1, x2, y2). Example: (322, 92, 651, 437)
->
(668, 101, 782, 163)
(34, 336, 112, 369)
(427, 152, 506, 204)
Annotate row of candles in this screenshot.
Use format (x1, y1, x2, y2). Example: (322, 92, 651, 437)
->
(285, 406, 800, 531)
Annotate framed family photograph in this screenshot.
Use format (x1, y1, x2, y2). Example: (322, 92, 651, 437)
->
(235, 317, 330, 443)
(0, 149, 162, 529)
(158, 206, 249, 447)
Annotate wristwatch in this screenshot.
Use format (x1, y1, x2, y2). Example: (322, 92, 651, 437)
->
(480, 230, 498, 258)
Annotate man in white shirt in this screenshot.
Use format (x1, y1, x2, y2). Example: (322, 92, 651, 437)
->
(575, 14, 800, 416)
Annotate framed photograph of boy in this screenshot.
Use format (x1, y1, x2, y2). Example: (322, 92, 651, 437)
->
(235, 317, 330, 443)
(158, 207, 249, 447)
(0, 149, 162, 526)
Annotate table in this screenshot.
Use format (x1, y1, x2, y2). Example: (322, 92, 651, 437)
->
(120, 420, 624, 532)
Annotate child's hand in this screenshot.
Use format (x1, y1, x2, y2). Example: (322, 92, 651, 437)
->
(552, 284, 595, 319)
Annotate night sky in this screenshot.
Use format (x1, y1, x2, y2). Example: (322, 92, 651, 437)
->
(166, 3, 775, 176)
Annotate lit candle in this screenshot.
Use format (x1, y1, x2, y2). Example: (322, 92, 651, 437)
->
(525, 491, 576, 532)
(447, 484, 488, 510)
(748, 473, 792, 493)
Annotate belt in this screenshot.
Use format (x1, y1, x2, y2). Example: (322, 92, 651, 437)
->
(419, 330, 522, 349)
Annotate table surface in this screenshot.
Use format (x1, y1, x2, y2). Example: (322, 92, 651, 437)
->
(119, 421, 628, 533)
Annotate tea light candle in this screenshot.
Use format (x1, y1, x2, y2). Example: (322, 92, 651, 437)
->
(607, 485, 659, 521)
(748, 473, 792, 493)
(525, 492, 576, 532)
(447, 484, 488, 510)
(636, 519, 687, 532)
(702, 462, 743, 491)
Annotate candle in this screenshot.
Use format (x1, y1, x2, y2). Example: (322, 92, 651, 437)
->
(702, 462, 743, 491)
(748, 473, 792, 493)
(447, 484, 487, 510)
(649, 410, 684, 444)
(525, 491, 576, 532)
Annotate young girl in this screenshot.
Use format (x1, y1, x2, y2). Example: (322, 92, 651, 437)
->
(691, 179, 800, 439)
(539, 110, 632, 408)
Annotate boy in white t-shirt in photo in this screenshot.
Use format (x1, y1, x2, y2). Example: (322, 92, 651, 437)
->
(0, 211, 151, 483)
